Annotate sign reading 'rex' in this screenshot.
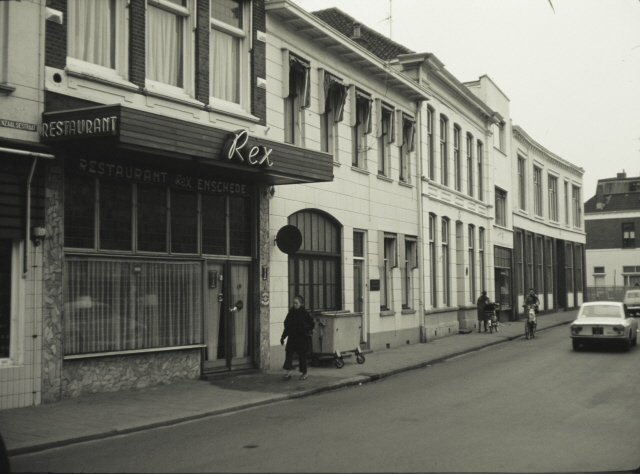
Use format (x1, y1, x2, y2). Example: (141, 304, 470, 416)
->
(222, 129, 273, 167)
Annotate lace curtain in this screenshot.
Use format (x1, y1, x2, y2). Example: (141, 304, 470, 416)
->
(211, 29, 240, 103)
(146, 4, 183, 87)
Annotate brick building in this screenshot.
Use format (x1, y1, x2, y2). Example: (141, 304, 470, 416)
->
(585, 171, 640, 300)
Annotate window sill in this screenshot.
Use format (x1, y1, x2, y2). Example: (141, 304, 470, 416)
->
(144, 83, 205, 108)
(401, 309, 416, 315)
(379, 310, 395, 317)
(0, 83, 16, 95)
(377, 174, 392, 183)
(399, 180, 413, 189)
(64, 344, 206, 360)
(351, 166, 369, 175)
(493, 224, 512, 232)
(65, 63, 139, 92)
(333, 161, 341, 167)
(207, 99, 260, 123)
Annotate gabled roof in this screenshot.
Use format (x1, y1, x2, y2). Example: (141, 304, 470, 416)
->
(585, 192, 640, 213)
(312, 7, 414, 61)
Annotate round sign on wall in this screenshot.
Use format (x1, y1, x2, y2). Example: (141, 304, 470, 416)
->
(275, 225, 302, 254)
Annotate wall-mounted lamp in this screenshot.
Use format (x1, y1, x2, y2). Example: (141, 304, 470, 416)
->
(31, 227, 46, 246)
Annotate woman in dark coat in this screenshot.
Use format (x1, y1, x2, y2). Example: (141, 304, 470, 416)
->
(281, 295, 315, 380)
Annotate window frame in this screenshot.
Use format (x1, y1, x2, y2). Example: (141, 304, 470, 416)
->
(380, 234, 396, 311)
(377, 101, 394, 176)
(533, 166, 543, 217)
(440, 115, 449, 186)
(468, 225, 475, 302)
(477, 140, 484, 201)
(572, 185, 582, 228)
(466, 132, 473, 197)
(427, 107, 435, 180)
(145, 0, 197, 100)
(623, 222, 636, 249)
(548, 174, 558, 222)
(495, 187, 507, 227)
(517, 156, 526, 211)
(351, 88, 372, 169)
(453, 124, 461, 191)
(429, 214, 437, 307)
(209, 0, 251, 113)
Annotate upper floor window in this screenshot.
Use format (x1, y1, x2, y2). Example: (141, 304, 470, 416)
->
(453, 125, 461, 191)
(492, 122, 504, 152)
(146, 0, 196, 95)
(564, 181, 570, 225)
(321, 72, 348, 156)
(380, 234, 396, 311)
(377, 101, 394, 176)
(495, 187, 507, 227)
(427, 107, 435, 180)
(623, 223, 636, 249)
(517, 156, 526, 210)
(533, 166, 543, 217)
(429, 214, 437, 307)
(548, 175, 558, 221)
(67, 0, 128, 79)
(572, 185, 582, 228)
(466, 133, 473, 197)
(352, 89, 372, 168)
(210, 0, 250, 110)
(593, 266, 605, 274)
(284, 53, 310, 146)
(477, 140, 483, 201)
(400, 114, 415, 182)
(440, 115, 449, 186)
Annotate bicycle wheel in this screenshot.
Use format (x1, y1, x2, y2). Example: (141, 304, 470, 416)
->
(525, 321, 531, 340)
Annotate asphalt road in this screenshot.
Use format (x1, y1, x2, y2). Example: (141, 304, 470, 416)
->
(11, 325, 640, 473)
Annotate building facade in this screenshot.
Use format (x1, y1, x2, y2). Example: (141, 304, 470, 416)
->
(511, 126, 586, 314)
(585, 171, 640, 301)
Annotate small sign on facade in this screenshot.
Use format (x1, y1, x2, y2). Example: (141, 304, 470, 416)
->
(0, 118, 37, 132)
(369, 279, 380, 291)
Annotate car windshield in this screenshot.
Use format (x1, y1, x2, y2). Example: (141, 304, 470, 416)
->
(625, 291, 640, 299)
(580, 305, 623, 318)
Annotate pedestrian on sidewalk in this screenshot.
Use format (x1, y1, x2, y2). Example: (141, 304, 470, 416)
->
(281, 295, 315, 380)
(477, 290, 491, 333)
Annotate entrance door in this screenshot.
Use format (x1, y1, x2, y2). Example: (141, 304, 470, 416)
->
(204, 261, 252, 372)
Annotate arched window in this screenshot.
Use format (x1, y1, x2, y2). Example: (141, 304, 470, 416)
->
(288, 210, 342, 312)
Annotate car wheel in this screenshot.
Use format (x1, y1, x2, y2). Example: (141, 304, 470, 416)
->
(621, 335, 631, 352)
(572, 339, 581, 351)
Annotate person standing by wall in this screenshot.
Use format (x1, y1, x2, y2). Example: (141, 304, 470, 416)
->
(476, 291, 491, 333)
(281, 295, 315, 380)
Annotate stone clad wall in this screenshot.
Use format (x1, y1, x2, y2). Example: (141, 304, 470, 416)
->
(61, 350, 201, 399)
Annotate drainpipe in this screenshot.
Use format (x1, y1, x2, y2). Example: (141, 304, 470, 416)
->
(415, 100, 426, 342)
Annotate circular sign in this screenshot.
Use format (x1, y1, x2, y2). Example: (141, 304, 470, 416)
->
(275, 225, 302, 254)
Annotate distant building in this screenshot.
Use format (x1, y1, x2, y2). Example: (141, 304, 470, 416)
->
(585, 171, 640, 300)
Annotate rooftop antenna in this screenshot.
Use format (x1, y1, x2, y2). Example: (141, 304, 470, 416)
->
(389, 0, 393, 40)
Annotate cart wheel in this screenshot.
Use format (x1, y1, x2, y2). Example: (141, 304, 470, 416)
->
(310, 356, 321, 367)
(334, 357, 345, 369)
(356, 354, 365, 364)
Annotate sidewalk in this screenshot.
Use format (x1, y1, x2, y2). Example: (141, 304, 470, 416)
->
(1, 310, 577, 456)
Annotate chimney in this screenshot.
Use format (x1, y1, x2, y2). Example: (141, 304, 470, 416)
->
(617, 170, 627, 179)
(350, 23, 369, 50)
(595, 183, 605, 211)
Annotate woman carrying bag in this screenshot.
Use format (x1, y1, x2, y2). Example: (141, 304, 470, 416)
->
(281, 295, 315, 380)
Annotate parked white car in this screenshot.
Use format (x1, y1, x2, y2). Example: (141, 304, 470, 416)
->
(623, 289, 640, 316)
(570, 302, 638, 352)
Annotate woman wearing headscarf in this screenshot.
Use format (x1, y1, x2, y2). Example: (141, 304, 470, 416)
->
(281, 295, 315, 380)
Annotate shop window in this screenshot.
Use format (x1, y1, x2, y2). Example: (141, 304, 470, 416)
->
(495, 187, 507, 227)
(477, 140, 484, 201)
(564, 181, 570, 225)
(514, 230, 524, 296)
(574, 244, 583, 292)
(429, 214, 437, 307)
(320, 71, 347, 156)
(622, 222, 636, 248)
(565, 242, 574, 293)
(0, 240, 11, 358)
(137, 184, 168, 253)
(526, 233, 534, 291)
(466, 133, 474, 197)
(284, 53, 310, 146)
(494, 246, 512, 310)
(229, 195, 252, 256)
(535, 235, 543, 293)
(440, 115, 448, 186)
(288, 211, 342, 312)
(201, 194, 226, 255)
(399, 114, 415, 183)
(65, 174, 96, 249)
(170, 189, 198, 254)
(377, 101, 394, 176)
(99, 180, 132, 251)
(67, 0, 128, 81)
(146, 0, 195, 97)
(479, 227, 485, 292)
(351, 88, 372, 169)
(210, 0, 250, 110)
(64, 258, 202, 355)
(545, 238, 554, 294)
(453, 124, 461, 191)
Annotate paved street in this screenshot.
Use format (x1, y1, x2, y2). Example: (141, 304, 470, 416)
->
(10, 325, 640, 473)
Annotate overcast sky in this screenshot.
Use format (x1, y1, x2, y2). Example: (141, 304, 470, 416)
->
(293, 0, 640, 199)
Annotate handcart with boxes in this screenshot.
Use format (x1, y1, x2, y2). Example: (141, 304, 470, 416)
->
(309, 312, 366, 368)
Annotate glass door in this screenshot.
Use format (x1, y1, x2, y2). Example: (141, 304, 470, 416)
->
(204, 261, 252, 371)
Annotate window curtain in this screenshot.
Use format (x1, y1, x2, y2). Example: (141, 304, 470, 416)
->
(356, 91, 373, 134)
(289, 55, 311, 108)
(323, 74, 348, 122)
(211, 28, 240, 103)
(230, 265, 249, 358)
(381, 104, 395, 143)
(68, 0, 115, 68)
(146, 5, 183, 87)
(64, 259, 202, 355)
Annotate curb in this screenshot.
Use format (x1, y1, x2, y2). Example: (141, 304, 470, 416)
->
(7, 319, 572, 457)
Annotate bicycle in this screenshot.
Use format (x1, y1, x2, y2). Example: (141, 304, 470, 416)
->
(523, 304, 537, 339)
